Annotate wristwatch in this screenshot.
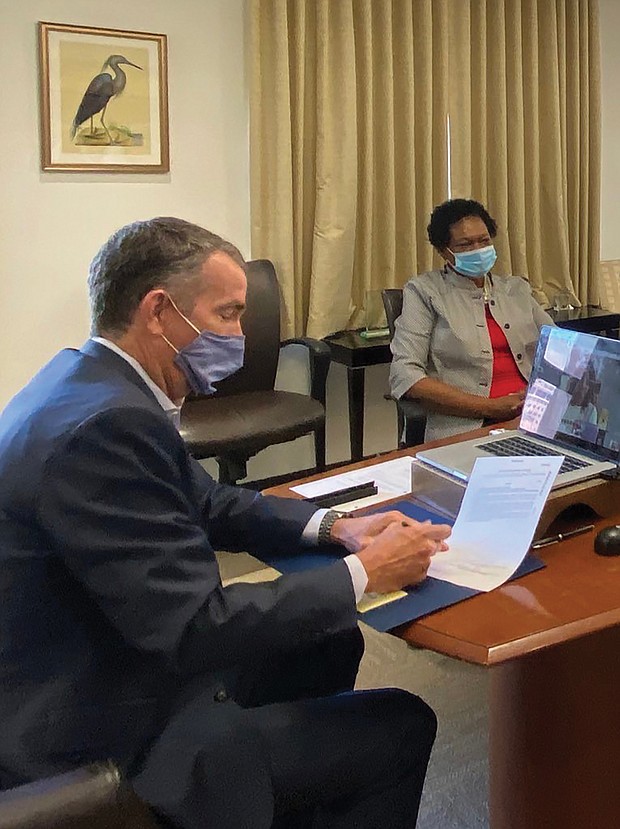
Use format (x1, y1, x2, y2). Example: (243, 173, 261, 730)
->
(317, 510, 351, 545)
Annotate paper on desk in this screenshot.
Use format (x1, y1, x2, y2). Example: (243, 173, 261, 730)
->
(357, 589, 408, 613)
(223, 566, 282, 587)
(428, 455, 563, 592)
(290, 457, 413, 511)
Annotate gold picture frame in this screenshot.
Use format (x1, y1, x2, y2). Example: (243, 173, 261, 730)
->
(39, 21, 169, 173)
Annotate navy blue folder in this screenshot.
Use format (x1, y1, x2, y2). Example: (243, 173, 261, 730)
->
(262, 499, 545, 633)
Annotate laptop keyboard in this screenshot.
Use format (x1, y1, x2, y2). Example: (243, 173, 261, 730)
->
(476, 435, 592, 474)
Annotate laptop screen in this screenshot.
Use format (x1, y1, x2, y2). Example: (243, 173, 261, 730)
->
(519, 325, 620, 462)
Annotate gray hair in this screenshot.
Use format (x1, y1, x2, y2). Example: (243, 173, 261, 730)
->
(88, 217, 245, 336)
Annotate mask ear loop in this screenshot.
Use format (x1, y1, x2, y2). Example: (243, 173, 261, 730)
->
(167, 294, 201, 336)
(161, 294, 201, 354)
(444, 249, 458, 275)
(161, 333, 180, 354)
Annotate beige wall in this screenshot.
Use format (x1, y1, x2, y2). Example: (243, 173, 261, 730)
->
(0, 0, 250, 408)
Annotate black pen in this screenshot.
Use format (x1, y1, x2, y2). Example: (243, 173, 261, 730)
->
(531, 524, 595, 549)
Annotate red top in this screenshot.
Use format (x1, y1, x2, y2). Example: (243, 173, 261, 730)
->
(485, 305, 527, 398)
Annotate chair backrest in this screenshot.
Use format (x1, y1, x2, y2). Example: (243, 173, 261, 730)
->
(211, 259, 282, 397)
(382, 289, 403, 339)
(599, 260, 620, 313)
(380, 287, 427, 446)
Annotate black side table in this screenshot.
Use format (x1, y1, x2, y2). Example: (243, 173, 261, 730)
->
(323, 330, 391, 461)
(550, 305, 620, 337)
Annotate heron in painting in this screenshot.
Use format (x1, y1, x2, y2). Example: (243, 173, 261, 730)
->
(71, 54, 142, 143)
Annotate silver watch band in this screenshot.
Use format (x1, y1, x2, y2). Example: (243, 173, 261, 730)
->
(317, 509, 351, 545)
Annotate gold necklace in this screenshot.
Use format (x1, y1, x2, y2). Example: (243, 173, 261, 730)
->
(483, 275, 492, 303)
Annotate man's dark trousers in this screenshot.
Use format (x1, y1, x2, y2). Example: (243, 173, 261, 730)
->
(135, 629, 437, 828)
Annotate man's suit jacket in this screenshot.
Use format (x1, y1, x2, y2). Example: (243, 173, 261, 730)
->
(0, 340, 358, 798)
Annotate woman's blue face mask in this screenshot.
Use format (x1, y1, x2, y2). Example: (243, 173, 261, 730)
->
(449, 245, 497, 278)
(162, 297, 245, 396)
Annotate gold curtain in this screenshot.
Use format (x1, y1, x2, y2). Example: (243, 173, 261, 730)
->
(249, 0, 601, 338)
(448, 0, 601, 307)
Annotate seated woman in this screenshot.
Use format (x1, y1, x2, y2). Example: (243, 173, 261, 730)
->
(390, 198, 554, 442)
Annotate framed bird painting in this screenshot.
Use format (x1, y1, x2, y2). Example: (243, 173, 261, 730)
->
(38, 22, 169, 172)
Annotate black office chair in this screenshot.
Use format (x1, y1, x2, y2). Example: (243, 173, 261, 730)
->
(180, 259, 330, 484)
(0, 762, 160, 829)
(381, 288, 427, 448)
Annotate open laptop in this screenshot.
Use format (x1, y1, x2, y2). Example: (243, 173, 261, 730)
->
(416, 325, 620, 490)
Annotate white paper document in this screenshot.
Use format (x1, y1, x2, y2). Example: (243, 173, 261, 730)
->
(428, 455, 563, 592)
(290, 457, 413, 511)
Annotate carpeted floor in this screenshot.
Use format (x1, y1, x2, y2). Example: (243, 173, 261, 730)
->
(218, 551, 490, 828)
(357, 624, 489, 829)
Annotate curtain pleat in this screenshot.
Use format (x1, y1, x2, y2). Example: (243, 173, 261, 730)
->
(504, 0, 528, 275)
(249, 0, 295, 331)
(305, 0, 358, 335)
(250, 0, 601, 337)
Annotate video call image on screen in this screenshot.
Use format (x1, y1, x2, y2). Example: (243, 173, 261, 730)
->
(520, 326, 620, 461)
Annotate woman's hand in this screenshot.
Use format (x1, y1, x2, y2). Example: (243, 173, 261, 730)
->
(484, 391, 526, 422)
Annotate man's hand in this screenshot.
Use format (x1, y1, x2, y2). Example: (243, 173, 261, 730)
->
(355, 520, 451, 594)
(330, 511, 417, 553)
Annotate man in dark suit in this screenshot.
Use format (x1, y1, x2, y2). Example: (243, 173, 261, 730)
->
(0, 218, 451, 828)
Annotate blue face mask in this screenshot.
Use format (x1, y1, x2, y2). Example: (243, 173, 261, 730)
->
(162, 298, 245, 396)
(449, 245, 497, 278)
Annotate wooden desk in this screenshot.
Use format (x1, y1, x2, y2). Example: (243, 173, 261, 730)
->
(401, 508, 620, 828)
(266, 435, 620, 829)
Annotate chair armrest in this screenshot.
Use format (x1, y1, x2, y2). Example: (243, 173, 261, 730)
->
(0, 762, 159, 829)
(281, 338, 331, 407)
(396, 397, 427, 448)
